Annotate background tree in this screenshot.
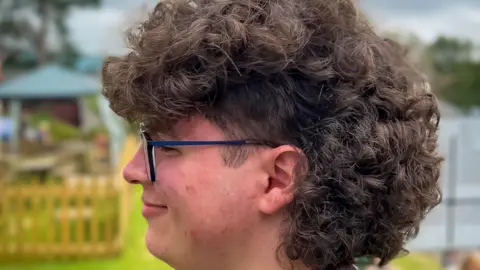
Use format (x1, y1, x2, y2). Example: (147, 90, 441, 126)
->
(380, 31, 480, 110)
(0, 0, 100, 68)
(427, 36, 480, 109)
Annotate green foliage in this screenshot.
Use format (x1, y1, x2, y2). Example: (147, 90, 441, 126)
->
(429, 36, 474, 73)
(29, 112, 81, 141)
(85, 96, 100, 115)
(49, 121, 80, 141)
(56, 41, 82, 68)
(82, 126, 109, 141)
(427, 36, 480, 109)
(0, 0, 100, 67)
(2, 51, 38, 69)
(438, 61, 480, 108)
(355, 257, 373, 269)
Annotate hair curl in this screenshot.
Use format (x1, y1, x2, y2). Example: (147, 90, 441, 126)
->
(101, 0, 443, 269)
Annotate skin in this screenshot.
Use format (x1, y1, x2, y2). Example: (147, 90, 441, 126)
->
(123, 115, 306, 270)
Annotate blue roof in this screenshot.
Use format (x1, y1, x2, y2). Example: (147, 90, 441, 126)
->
(0, 64, 101, 99)
(75, 55, 104, 73)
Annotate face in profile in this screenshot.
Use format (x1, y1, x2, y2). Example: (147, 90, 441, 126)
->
(122, 116, 297, 268)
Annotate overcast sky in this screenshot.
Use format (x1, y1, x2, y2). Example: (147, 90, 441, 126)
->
(66, 0, 480, 55)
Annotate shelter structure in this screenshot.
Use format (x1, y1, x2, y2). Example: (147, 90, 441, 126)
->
(0, 64, 125, 167)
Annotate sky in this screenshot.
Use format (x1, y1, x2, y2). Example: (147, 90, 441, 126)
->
(66, 0, 480, 55)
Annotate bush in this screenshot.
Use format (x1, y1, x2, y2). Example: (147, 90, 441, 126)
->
(29, 112, 81, 142)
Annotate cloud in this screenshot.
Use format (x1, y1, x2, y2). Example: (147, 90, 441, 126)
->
(362, 4, 480, 43)
(102, 0, 156, 10)
(67, 7, 128, 55)
(360, 0, 480, 15)
(67, 0, 480, 55)
(67, 1, 158, 56)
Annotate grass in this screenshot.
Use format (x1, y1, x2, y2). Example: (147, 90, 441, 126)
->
(391, 253, 442, 270)
(0, 186, 173, 270)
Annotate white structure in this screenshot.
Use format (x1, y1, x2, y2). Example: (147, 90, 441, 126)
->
(439, 100, 464, 118)
(406, 112, 480, 252)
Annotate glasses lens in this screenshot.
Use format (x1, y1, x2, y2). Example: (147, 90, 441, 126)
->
(141, 132, 155, 182)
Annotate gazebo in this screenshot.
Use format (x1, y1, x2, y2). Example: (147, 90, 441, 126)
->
(0, 64, 125, 167)
(0, 64, 131, 261)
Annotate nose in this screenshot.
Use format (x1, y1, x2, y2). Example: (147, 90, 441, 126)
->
(122, 146, 150, 185)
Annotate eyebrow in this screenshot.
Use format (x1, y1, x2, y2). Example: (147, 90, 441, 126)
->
(140, 123, 178, 140)
(148, 131, 179, 141)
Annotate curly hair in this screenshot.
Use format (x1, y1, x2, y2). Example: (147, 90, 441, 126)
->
(101, 0, 443, 269)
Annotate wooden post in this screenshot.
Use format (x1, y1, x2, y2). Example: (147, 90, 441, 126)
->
(9, 100, 21, 155)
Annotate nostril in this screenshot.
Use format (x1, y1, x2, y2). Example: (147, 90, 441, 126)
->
(129, 179, 143, 184)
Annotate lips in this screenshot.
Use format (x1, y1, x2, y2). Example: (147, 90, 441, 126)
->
(142, 204, 168, 218)
(141, 198, 168, 218)
(142, 201, 167, 208)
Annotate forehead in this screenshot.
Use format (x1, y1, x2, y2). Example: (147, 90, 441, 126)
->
(144, 116, 228, 141)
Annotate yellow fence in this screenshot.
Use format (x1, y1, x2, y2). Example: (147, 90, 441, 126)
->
(0, 176, 127, 261)
(0, 136, 137, 262)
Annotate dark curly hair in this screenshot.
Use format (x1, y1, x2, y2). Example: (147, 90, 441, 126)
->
(101, 0, 443, 269)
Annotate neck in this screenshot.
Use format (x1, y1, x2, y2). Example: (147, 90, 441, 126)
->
(183, 218, 310, 270)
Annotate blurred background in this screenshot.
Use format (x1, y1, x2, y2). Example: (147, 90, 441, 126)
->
(0, 0, 479, 270)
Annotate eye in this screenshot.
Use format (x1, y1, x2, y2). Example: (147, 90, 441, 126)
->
(158, 146, 178, 153)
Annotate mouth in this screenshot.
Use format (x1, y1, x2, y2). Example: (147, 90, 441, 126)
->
(142, 203, 168, 218)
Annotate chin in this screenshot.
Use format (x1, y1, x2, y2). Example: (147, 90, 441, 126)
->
(145, 225, 171, 260)
(145, 231, 180, 269)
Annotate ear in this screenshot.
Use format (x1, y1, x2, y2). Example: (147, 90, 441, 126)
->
(258, 145, 306, 215)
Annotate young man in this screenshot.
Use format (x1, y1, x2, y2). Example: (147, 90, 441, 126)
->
(101, 0, 443, 269)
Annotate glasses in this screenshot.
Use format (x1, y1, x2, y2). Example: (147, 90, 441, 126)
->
(140, 130, 266, 182)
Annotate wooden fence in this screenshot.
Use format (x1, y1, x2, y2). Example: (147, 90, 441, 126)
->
(0, 136, 136, 262)
(0, 175, 129, 261)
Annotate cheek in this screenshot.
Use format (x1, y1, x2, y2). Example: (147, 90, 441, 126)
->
(154, 158, 221, 212)
(155, 156, 259, 241)
(153, 160, 187, 204)
(185, 191, 255, 250)
(184, 170, 258, 241)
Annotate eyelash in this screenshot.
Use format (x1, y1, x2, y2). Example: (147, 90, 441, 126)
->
(158, 146, 178, 153)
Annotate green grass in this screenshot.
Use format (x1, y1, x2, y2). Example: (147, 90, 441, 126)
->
(0, 186, 173, 270)
(391, 253, 442, 270)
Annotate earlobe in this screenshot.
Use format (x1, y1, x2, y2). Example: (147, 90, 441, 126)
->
(258, 146, 305, 215)
(259, 183, 294, 214)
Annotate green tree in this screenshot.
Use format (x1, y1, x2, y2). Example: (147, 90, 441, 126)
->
(427, 36, 480, 109)
(428, 36, 474, 73)
(437, 60, 480, 108)
(0, 0, 100, 67)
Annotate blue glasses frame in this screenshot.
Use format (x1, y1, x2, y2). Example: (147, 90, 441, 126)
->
(140, 130, 261, 182)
